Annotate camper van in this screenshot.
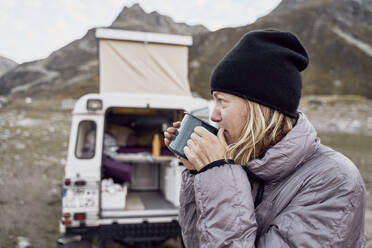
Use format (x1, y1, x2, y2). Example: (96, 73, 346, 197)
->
(57, 29, 210, 247)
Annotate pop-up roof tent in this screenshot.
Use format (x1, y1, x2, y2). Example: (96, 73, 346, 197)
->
(96, 28, 193, 96)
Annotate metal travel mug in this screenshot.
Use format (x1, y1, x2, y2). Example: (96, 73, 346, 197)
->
(168, 113, 218, 160)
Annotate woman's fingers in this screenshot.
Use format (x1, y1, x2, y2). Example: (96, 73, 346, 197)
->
(186, 138, 197, 149)
(164, 137, 170, 147)
(164, 123, 180, 147)
(217, 128, 228, 147)
(185, 139, 209, 170)
(188, 134, 208, 161)
(186, 127, 228, 167)
(164, 132, 172, 139)
(190, 132, 201, 143)
(173, 121, 181, 128)
(163, 129, 173, 146)
(184, 146, 203, 170)
(193, 126, 209, 137)
(166, 126, 177, 135)
(176, 154, 196, 170)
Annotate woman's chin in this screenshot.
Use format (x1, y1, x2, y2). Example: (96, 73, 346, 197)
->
(223, 131, 231, 144)
(225, 136, 234, 145)
(226, 136, 239, 145)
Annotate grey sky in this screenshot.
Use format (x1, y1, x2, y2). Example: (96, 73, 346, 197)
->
(0, 0, 281, 64)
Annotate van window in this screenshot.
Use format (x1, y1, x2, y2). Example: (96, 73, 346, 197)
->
(75, 120, 97, 159)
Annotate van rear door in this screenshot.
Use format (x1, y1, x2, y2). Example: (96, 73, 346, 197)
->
(62, 114, 103, 228)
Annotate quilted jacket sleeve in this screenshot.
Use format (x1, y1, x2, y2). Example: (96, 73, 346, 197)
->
(178, 169, 200, 248)
(193, 164, 257, 248)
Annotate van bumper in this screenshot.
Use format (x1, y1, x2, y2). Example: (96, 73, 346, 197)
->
(64, 220, 181, 242)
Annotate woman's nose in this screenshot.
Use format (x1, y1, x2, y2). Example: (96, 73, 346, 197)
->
(210, 107, 221, 122)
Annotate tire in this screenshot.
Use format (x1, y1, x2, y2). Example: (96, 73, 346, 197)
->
(57, 238, 94, 248)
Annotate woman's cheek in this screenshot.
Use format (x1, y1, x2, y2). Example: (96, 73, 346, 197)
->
(220, 107, 226, 118)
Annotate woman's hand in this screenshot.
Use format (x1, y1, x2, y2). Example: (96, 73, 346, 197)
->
(164, 122, 196, 171)
(184, 127, 228, 171)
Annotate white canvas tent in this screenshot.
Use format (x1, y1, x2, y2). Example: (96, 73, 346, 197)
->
(96, 28, 193, 96)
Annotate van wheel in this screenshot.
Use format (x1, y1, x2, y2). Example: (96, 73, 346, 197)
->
(57, 240, 91, 248)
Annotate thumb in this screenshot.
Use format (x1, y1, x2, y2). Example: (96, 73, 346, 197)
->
(217, 128, 228, 147)
(176, 155, 195, 170)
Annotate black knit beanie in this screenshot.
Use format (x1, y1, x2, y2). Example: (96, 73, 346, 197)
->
(210, 29, 309, 118)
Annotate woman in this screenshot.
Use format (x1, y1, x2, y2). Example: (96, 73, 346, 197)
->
(164, 30, 366, 247)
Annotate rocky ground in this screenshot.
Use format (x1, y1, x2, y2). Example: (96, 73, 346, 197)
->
(0, 95, 371, 248)
(0, 99, 69, 248)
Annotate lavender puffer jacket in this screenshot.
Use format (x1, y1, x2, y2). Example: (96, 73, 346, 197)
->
(179, 113, 366, 248)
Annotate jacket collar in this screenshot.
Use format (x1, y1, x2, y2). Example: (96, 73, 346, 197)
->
(245, 112, 320, 182)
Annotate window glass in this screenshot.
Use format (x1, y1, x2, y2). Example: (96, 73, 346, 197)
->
(75, 120, 96, 159)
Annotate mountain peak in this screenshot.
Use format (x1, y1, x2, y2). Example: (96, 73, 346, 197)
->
(122, 3, 147, 16)
(110, 3, 209, 35)
(130, 3, 142, 9)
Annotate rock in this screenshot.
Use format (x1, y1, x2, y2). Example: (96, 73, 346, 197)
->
(15, 143, 26, 150)
(16, 236, 32, 248)
(24, 97, 32, 104)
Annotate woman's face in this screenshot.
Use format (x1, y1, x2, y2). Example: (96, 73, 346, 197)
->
(211, 91, 248, 145)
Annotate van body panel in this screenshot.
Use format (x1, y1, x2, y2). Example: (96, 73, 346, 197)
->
(73, 93, 208, 115)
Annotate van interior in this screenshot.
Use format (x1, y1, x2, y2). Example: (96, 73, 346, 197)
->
(100, 107, 185, 215)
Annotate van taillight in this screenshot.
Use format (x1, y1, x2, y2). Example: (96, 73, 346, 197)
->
(64, 178, 71, 186)
(63, 213, 71, 219)
(62, 220, 72, 226)
(74, 213, 86, 221)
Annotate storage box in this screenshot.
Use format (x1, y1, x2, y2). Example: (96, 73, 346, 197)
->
(131, 162, 159, 190)
(160, 159, 183, 206)
(101, 180, 128, 209)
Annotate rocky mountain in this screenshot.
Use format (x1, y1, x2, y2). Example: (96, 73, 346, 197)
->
(0, 28, 98, 98)
(189, 0, 372, 98)
(272, 0, 372, 15)
(110, 3, 208, 35)
(0, 3, 208, 99)
(0, 0, 371, 100)
(0, 56, 17, 77)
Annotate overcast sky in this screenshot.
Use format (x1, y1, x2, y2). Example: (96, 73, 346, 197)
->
(0, 0, 281, 64)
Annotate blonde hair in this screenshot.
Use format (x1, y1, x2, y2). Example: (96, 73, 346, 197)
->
(224, 100, 296, 165)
